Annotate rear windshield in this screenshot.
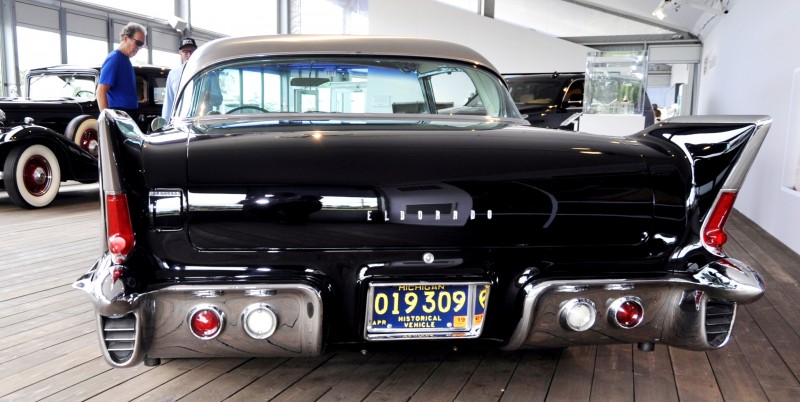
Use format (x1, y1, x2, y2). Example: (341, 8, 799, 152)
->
(175, 56, 520, 120)
(27, 73, 97, 99)
(505, 76, 566, 105)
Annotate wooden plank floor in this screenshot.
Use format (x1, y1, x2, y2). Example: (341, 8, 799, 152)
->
(2, 183, 799, 401)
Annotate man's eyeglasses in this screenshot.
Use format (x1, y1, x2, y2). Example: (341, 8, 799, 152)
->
(128, 35, 145, 47)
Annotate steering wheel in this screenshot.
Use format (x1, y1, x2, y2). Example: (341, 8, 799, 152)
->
(75, 90, 94, 98)
(226, 105, 270, 114)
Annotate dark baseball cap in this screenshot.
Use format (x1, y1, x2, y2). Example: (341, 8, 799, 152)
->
(179, 38, 197, 50)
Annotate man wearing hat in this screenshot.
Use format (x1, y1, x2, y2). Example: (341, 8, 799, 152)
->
(161, 38, 197, 122)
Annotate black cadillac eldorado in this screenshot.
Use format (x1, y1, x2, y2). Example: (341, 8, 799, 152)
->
(74, 35, 769, 368)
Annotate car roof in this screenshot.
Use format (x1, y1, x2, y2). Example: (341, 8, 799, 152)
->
(181, 35, 502, 86)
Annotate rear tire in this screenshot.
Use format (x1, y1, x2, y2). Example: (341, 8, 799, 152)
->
(65, 115, 99, 158)
(3, 144, 61, 208)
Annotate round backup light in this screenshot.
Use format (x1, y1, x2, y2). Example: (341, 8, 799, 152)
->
(559, 298, 597, 332)
(187, 305, 224, 339)
(609, 297, 644, 329)
(242, 303, 278, 339)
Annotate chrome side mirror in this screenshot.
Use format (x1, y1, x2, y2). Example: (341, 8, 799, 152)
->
(150, 117, 167, 132)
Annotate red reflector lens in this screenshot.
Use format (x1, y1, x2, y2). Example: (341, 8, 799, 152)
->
(190, 308, 222, 339)
(703, 191, 737, 252)
(108, 234, 128, 255)
(106, 194, 134, 261)
(615, 301, 644, 328)
(609, 297, 644, 329)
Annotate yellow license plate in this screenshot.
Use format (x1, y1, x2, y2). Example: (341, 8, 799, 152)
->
(366, 282, 489, 337)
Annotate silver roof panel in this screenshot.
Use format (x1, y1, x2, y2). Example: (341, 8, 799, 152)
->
(180, 35, 501, 87)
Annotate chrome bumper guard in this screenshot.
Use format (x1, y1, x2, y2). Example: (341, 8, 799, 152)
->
(503, 258, 765, 351)
(74, 254, 323, 368)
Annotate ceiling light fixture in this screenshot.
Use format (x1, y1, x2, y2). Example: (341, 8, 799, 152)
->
(652, 0, 729, 21)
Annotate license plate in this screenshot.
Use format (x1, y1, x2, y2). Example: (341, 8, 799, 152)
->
(365, 282, 490, 340)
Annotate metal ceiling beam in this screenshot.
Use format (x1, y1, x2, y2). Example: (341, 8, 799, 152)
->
(561, 0, 697, 40)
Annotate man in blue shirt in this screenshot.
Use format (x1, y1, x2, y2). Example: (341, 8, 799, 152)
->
(97, 22, 146, 119)
(162, 38, 197, 122)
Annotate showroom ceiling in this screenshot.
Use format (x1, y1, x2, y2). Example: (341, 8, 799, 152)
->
(491, 0, 734, 43)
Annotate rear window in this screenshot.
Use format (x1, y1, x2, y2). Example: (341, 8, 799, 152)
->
(27, 73, 96, 99)
(175, 56, 520, 120)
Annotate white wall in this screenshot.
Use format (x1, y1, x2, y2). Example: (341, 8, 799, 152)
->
(697, 0, 800, 254)
(368, 0, 592, 74)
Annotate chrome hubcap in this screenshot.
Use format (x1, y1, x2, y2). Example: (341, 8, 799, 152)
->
(32, 167, 47, 185)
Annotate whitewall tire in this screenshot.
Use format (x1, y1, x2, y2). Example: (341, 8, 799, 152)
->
(3, 144, 62, 208)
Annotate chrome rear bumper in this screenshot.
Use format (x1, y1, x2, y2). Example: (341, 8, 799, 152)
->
(74, 255, 323, 368)
(503, 258, 764, 351)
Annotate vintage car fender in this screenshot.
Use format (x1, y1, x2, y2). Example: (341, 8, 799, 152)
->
(0, 123, 98, 185)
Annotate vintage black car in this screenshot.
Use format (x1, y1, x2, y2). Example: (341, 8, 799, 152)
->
(0, 64, 169, 208)
(74, 35, 769, 368)
(503, 72, 655, 129)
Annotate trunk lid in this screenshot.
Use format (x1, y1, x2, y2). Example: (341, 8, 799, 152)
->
(176, 120, 667, 252)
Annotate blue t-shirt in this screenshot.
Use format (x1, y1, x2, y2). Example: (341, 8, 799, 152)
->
(98, 50, 138, 109)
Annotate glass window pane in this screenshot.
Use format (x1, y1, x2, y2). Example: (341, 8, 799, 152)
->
(153, 49, 179, 68)
(28, 72, 96, 99)
(298, 0, 368, 34)
(429, 72, 476, 110)
(434, 0, 480, 13)
(67, 36, 107, 65)
(16, 27, 61, 96)
(79, 0, 173, 20)
(179, 57, 518, 120)
(495, 0, 670, 37)
(154, 76, 167, 105)
(300, 0, 345, 34)
(192, 0, 278, 36)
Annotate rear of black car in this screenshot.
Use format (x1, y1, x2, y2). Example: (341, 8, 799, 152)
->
(74, 111, 768, 367)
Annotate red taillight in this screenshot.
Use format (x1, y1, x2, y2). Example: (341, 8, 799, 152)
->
(188, 306, 224, 339)
(106, 194, 134, 262)
(615, 301, 643, 328)
(703, 190, 738, 253)
(609, 297, 644, 329)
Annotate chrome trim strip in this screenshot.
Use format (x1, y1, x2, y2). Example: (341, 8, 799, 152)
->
(149, 189, 185, 229)
(97, 110, 124, 194)
(186, 112, 524, 126)
(719, 117, 771, 190)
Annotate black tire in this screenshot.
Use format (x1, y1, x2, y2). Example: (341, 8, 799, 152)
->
(65, 115, 99, 158)
(3, 144, 62, 209)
